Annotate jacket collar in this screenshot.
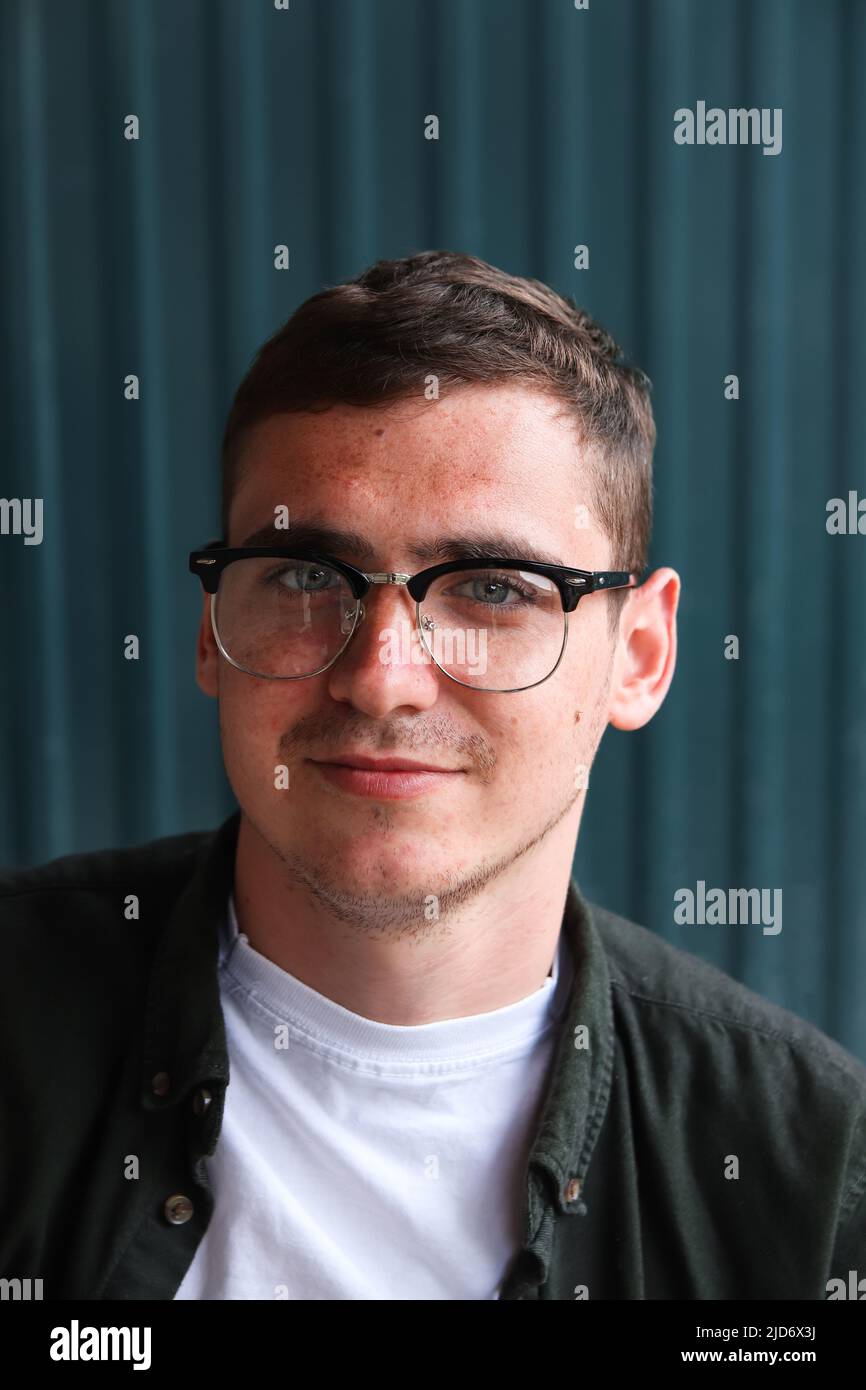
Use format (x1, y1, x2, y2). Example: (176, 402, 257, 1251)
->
(140, 811, 239, 1111)
(528, 874, 615, 1216)
(139, 809, 614, 1221)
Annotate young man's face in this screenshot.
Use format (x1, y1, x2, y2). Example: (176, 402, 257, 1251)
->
(196, 384, 673, 918)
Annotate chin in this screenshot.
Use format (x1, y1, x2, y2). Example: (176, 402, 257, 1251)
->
(306, 828, 448, 887)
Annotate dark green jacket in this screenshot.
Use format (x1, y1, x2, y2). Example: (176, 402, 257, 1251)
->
(2, 809, 865, 1300)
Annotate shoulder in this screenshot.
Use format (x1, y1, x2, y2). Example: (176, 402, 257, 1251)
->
(0, 823, 225, 1096)
(0, 824, 219, 966)
(587, 897, 866, 1216)
(589, 896, 866, 1090)
(0, 825, 213, 904)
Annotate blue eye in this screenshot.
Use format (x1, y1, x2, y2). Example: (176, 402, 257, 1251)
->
(266, 562, 338, 593)
(447, 572, 539, 606)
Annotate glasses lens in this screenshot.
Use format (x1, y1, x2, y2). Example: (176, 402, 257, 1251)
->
(214, 556, 358, 677)
(418, 567, 566, 690)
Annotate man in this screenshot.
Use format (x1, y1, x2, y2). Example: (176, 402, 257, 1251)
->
(2, 251, 864, 1301)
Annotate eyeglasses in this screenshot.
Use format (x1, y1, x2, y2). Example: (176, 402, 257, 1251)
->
(189, 542, 642, 694)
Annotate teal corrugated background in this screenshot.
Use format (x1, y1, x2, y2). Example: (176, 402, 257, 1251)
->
(1, 0, 864, 1059)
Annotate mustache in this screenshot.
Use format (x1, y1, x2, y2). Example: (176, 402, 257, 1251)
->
(278, 719, 497, 776)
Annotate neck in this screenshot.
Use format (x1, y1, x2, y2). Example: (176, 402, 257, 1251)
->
(231, 811, 577, 1025)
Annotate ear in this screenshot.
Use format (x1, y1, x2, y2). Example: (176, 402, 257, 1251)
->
(195, 592, 220, 698)
(607, 567, 680, 731)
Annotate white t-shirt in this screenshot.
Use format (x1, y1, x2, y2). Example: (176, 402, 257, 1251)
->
(174, 893, 574, 1300)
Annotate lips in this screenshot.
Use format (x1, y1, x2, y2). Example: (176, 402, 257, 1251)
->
(309, 757, 462, 800)
(311, 754, 461, 773)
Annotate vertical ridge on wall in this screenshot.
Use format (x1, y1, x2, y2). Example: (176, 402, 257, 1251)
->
(18, 2, 72, 854)
(826, 0, 866, 1052)
(129, 0, 178, 827)
(737, 0, 793, 1007)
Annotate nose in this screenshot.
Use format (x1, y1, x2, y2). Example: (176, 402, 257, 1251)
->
(325, 583, 442, 717)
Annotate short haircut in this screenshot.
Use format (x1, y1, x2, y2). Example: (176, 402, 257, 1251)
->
(220, 250, 656, 632)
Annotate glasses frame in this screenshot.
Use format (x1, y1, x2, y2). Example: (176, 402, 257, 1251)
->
(189, 541, 643, 693)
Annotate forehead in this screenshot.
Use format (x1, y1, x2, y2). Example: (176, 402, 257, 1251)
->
(228, 384, 606, 561)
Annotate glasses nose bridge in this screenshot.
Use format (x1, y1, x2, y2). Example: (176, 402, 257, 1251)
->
(354, 570, 416, 627)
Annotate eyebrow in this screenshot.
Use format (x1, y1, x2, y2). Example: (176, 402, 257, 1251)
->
(235, 517, 568, 569)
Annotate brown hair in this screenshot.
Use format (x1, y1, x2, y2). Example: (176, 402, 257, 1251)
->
(220, 250, 655, 627)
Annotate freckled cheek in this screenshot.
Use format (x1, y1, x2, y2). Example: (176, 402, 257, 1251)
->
(497, 720, 563, 785)
(219, 677, 310, 751)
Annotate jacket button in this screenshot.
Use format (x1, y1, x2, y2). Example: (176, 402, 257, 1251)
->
(564, 1177, 582, 1203)
(192, 1086, 213, 1116)
(164, 1194, 194, 1225)
(151, 1071, 171, 1097)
